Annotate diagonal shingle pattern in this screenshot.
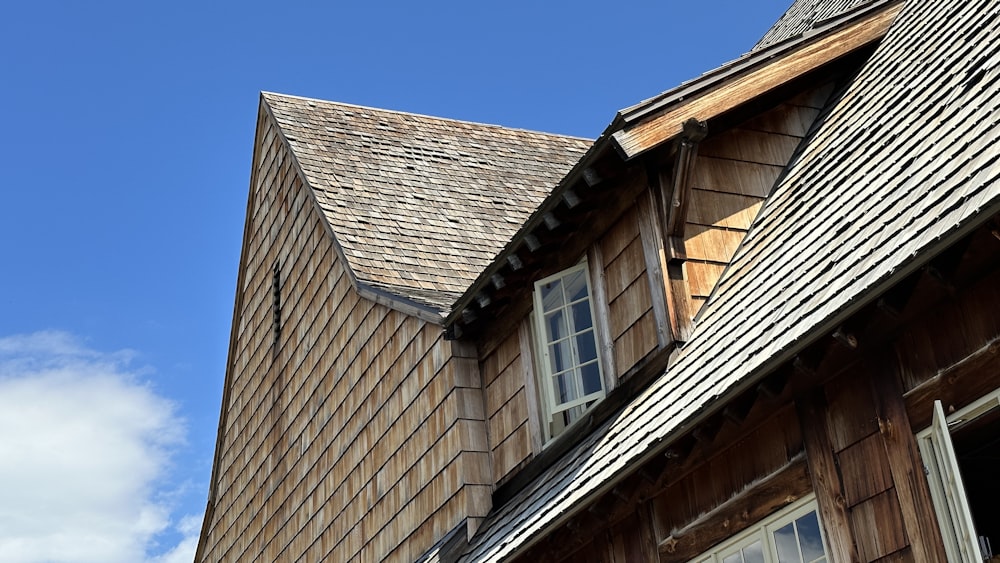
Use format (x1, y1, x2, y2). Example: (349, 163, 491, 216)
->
(262, 93, 591, 313)
(755, 0, 883, 49)
(459, 0, 1000, 559)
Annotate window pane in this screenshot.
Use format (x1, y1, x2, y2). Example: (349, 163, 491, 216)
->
(743, 541, 765, 563)
(554, 370, 580, 404)
(540, 280, 563, 312)
(580, 362, 602, 395)
(722, 553, 742, 563)
(564, 269, 588, 302)
(576, 331, 598, 364)
(570, 300, 593, 332)
(796, 512, 825, 562)
(548, 340, 572, 375)
(545, 310, 568, 342)
(774, 522, 802, 563)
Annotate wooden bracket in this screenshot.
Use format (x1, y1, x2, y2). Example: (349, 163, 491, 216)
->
(665, 118, 707, 238)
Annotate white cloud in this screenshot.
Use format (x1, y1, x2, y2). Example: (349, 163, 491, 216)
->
(0, 331, 198, 563)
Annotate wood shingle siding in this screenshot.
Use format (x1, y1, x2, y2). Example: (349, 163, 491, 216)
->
(200, 0, 1000, 560)
(682, 89, 830, 315)
(601, 208, 657, 377)
(458, 0, 1000, 557)
(197, 109, 493, 562)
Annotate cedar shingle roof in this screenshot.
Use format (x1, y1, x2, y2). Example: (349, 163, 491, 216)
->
(459, 0, 1000, 559)
(261, 93, 591, 314)
(754, 0, 886, 49)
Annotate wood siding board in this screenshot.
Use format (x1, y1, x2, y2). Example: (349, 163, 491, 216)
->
(609, 276, 654, 340)
(697, 129, 805, 167)
(600, 207, 641, 265)
(850, 490, 908, 562)
(867, 357, 947, 563)
(485, 354, 526, 418)
(738, 102, 823, 137)
(613, 311, 658, 378)
(838, 433, 893, 507)
(605, 236, 647, 300)
(684, 225, 747, 263)
(796, 389, 859, 563)
(488, 387, 529, 447)
(687, 189, 764, 230)
(686, 262, 729, 299)
(493, 423, 534, 483)
(637, 188, 671, 349)
(690, 157, 784, 198)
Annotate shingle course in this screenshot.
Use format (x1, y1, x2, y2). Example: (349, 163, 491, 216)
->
(755, 0, 882, 49)
(459, 0, 1000, 559)
(262, 93, 590, 314)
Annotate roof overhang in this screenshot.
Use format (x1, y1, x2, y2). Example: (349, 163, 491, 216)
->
(612, 0, 903, 160)
(445, 0, 903, 336)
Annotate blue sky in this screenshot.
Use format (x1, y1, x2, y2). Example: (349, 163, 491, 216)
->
(0, 1, 791, 560)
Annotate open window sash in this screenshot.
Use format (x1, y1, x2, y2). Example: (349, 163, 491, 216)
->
(921, 399, 982, 562)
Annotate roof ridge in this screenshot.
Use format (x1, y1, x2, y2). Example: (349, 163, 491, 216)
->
(260, 91, 592, 143)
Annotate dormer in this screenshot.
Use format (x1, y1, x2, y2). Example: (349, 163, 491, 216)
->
(452, 0, 902, 494)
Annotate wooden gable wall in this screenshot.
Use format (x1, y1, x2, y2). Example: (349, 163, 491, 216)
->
(197, 109, 492, 563)
(478, 85, 833, 489)
(684, 84, 832, 315)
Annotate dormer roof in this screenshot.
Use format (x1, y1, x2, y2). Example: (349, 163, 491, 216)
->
(456, 0, 1000, 559)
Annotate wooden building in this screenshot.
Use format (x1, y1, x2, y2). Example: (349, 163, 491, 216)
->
(196, 0, 1000, 561)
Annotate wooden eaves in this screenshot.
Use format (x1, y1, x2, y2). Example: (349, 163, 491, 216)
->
(612, 0, 903, 159)
(444, 0, 904, 341)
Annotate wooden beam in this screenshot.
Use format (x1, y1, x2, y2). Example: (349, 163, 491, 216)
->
(612, 4, 902, 159)
(904, 335, 1000, 430)
(562, 188, 581, 209)
(795, 388, 859, 562)
(658, 458, 811, 562)
(868, 358, 948, 563)
(637, 188, 672, 348)
(666, 120, 706, 238)
(507, 253, 524, 271)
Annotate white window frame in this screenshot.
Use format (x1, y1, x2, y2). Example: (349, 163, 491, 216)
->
(690, 496, 830, 563)
(531, 261, 606, 442)
(916, 390, 1000, 562)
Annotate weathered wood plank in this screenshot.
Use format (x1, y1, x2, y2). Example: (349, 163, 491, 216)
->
(658, 458, 811, 562)
(612, 5, 902, 158)
(838, 433, 893, 507)
(697, 128, 804, 167)
(686, 261, 728, 299)
(868, 358, 947, 563)
(795, 389, 858, 563)
(850, 490, 907, 562)
(613, 311, 657, 378)
(687, 189, 764, 230)
(690, 157, 783, 198)
(637, 188, 671, 348)
(608, 277, 654, 340)
(685, 225, 746, 263)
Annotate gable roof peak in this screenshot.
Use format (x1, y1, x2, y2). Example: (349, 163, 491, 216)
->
(259, 91, 591, 318)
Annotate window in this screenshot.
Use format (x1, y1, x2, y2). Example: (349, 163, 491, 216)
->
(691, 498, 829, 563)
(532, 262, 605, 440)
(917, 391, 1000, 562)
